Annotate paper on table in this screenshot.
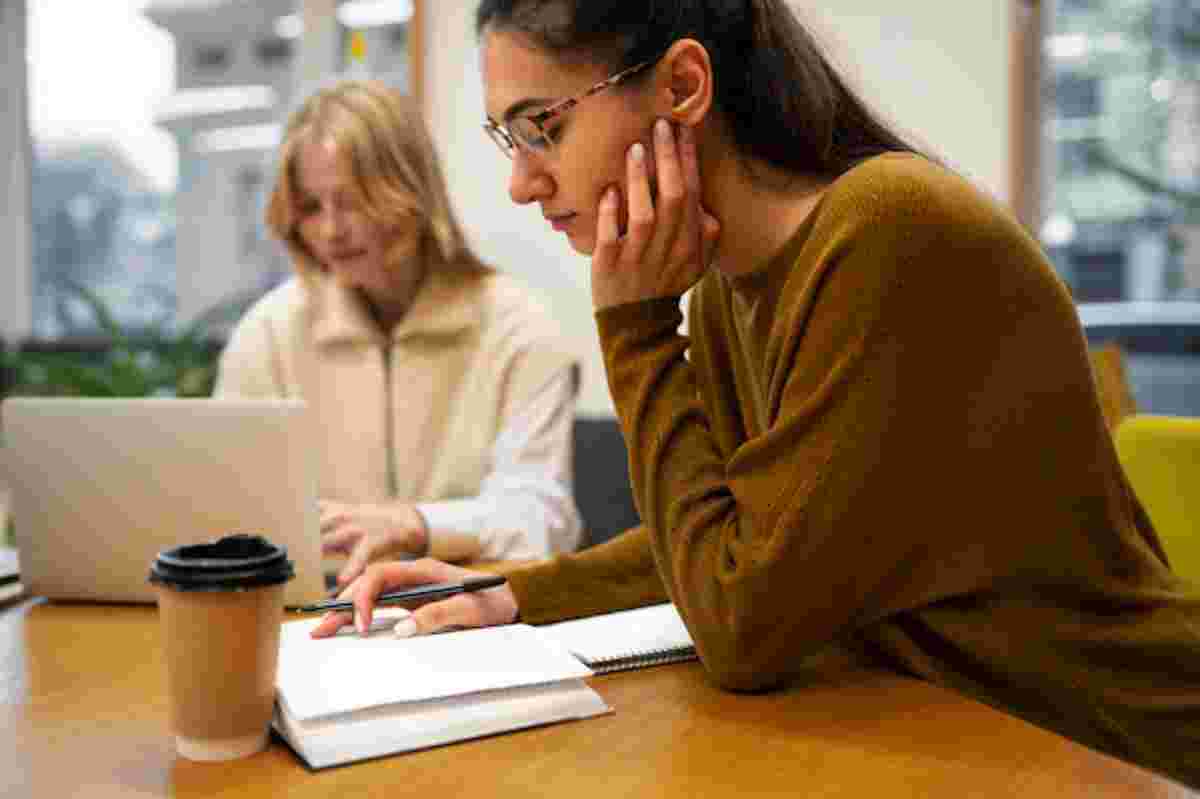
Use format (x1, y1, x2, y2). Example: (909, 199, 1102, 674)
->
(539, 603, 694, 666)
(274, 678, 609, 769)
(276, 619, 594, 721)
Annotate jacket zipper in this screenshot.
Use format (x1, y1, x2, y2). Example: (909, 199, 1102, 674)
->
(383, 343, 397, 498)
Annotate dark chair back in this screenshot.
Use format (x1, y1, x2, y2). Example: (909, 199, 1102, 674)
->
(572, 416, 641, 548)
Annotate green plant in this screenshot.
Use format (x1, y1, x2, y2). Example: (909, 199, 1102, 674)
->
(1, 282, 259, 398)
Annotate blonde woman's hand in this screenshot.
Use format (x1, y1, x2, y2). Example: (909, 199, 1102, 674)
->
(319, 500, 428, 587)
(308, 558, 519, 639)
(591, 119, 720, 310)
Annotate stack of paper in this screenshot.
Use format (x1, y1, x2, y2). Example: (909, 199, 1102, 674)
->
(273, 618, 611, 769)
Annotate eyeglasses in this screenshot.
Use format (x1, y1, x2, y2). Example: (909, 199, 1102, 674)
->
(483, 59, 656, 159)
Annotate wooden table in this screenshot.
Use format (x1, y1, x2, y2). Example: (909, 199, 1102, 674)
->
(3, 598, 1195, 798)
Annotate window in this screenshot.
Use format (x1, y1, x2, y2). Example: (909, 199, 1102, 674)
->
(337, 4, 414, 85)
(1057, 137, 1102, 177)
(6, 1, 424, 356)
(235, 166, 264, 261)
(1053, 72, 1101, 119)
(194, 44, 231, 72)
(1041, 0, 1200, 303)
(24, 0, 178, 338)
(255, 36, 293, 67)
(388, 22, 409, 50)
(1037, 0, 1200, 417)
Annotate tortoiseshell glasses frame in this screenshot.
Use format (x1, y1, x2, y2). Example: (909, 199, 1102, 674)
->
(483, 59, 657, 159)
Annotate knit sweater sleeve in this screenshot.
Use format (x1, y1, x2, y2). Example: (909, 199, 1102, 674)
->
(595, 157, 1093, 692)
(501, 524, 669, 625)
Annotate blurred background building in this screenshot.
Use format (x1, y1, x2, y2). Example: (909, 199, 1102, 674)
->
(21, 0, 414, 337)
(146, 0, 412, 326)
(1042, 0, 1200, 302)
(146, 0, 296, 328)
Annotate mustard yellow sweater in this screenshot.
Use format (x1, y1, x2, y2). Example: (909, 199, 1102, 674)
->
(507, 154, 1200, 786)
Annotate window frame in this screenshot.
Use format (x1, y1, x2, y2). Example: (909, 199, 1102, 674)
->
(1010, 0, 1044, 232)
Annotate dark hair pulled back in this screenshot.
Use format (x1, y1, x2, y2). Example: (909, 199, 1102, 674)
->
(476, 0, 922, 180)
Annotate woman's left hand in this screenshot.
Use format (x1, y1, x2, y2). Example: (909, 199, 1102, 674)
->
(591, 119, 720, 310)
(319, 500, 428, 586)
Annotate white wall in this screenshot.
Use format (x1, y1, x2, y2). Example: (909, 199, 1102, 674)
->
(0, 0, 33, 343)
(421, 2, 607, 412)
(798, 2, 1011, 201)
(422, 2, 1011, 416)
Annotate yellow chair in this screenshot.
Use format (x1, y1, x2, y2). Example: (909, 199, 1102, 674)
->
(1114, 415, 1200, 585)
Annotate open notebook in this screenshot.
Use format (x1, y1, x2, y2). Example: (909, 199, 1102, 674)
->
(539, 602, 697, 675)
(273, 614, 610, 769)
(272, 603, 696, 768)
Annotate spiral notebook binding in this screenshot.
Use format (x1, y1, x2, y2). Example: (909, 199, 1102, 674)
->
(589, 645, 698, 675)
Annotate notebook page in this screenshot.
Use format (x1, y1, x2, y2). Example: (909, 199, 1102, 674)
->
(539, 603, 694, 663)
(277, 619, 593, 721)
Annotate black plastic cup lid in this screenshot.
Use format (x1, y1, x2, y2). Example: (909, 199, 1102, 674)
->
(148, 533, 295, 592)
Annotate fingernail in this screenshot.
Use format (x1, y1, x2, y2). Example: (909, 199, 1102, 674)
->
(355, 610, 366, 635)
(312, 612, 334, 636)
(392, 618, 418, 638)
(656, 118, 671, 139)
(629, 142, 645, 162)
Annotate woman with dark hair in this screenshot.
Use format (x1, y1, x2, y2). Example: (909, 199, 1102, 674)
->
(314, 2, 1200, 786)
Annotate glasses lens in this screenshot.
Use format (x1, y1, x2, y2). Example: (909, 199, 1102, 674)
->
(483, 123, 514, 158)
(510, 116, 552, 154)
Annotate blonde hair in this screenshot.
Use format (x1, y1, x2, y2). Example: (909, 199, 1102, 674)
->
(267, 79, 483, 277)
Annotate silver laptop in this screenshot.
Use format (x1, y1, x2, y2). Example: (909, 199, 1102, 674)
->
(2, 397, 326, 607)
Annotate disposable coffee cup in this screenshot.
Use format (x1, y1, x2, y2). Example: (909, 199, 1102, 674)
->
(149, 533, 294, 762)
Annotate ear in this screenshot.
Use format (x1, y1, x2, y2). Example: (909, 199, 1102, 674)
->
(654, 39, 713, 127)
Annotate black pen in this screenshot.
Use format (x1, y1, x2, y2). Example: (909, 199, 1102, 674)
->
(297, 575, 507, 614)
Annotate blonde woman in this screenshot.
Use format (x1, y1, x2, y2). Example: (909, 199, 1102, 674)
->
(216, 80, 582, 581)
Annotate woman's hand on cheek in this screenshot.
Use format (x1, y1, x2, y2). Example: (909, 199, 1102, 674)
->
(591, 119, 720, 311)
